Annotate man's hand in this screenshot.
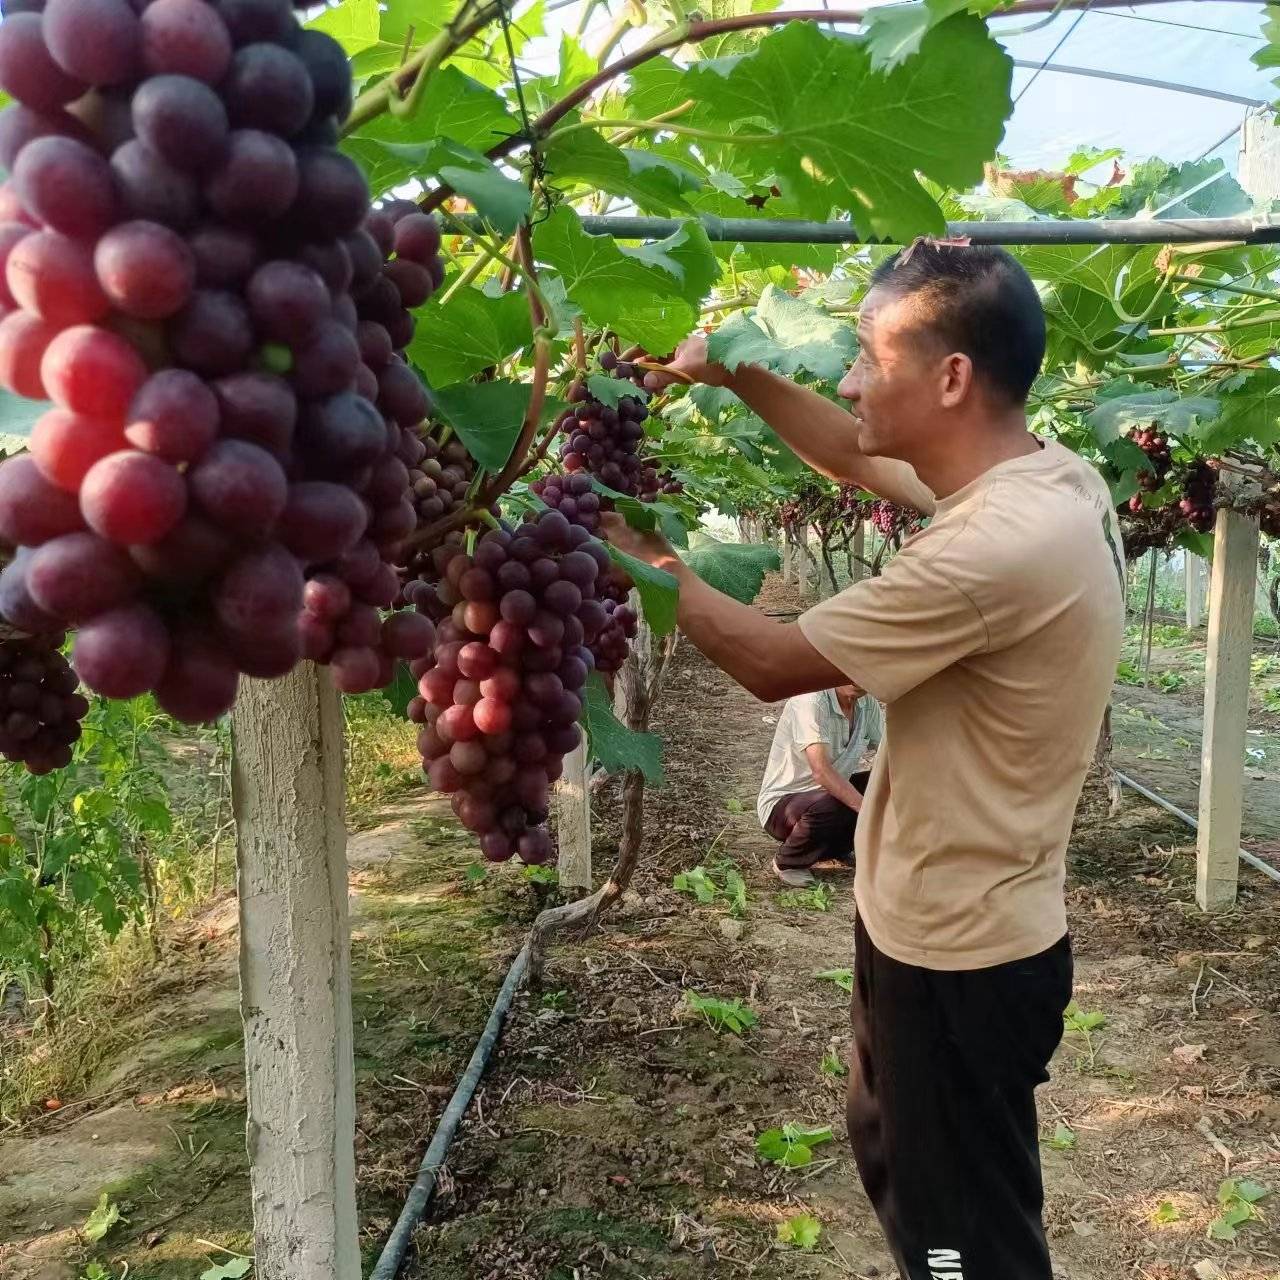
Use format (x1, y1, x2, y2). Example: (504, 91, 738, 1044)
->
(642, 335, 733, 392)
(600, 512, 681, 571)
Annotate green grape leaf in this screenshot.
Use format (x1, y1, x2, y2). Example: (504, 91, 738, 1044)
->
(708, 285, 857, 382)
(542, 126, 704, 213)
(776, 1212, 822, 1250)
(357, 66, 517, 152)
(682, 17, 1012, 237)
(1151, 1200, 1181, 1225)
(307, 0, 381, 53)
(1087, 389, 1220, 446)
(1194, 369, 1280, 452)
(605, 545, 678, 636)
(408, 289, 532, 386)
(535, 206, 718, 355)
(428, 380, 532, 472)
(582, 672, 663, 782)
(863, 0, 1002, 72)
(342, 136, 530, 230)
(588, 479, 657, 533)
(681, 537, 778, 603)
(585, 374, 636, 410)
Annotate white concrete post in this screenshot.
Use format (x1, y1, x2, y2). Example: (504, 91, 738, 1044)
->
(232, 664, 359, 1280)
(852, 521, 866, 584)
(780, 528, 793, 584)
(1196, 508, 1260, 910)
(555, 738, 592, 894)
(1185, 553, 1205, 629)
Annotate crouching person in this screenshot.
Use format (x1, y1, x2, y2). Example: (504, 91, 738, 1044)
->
(757, 684, 881, 887)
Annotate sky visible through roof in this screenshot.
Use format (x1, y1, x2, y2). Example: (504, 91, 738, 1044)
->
(526, 0, 1276, 185)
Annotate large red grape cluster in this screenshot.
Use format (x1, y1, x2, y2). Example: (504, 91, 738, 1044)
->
(0, 625, 88, 774)
(403, 508, 611, 864)
(0, 0, 437, 719)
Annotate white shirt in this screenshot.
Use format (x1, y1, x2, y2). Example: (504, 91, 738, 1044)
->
(756, 689, 883, 827)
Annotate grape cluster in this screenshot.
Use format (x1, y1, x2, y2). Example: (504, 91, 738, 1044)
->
(0, 626, 88, 774)
(412, 429, 476, 528)
(526, 470, 637, 674)
(556, 379, 654, 498)
(529, 469, 603, 534)
(1179, 461, 1217, 533)
(0, 0, 436, 719)
(1126, 425, 1173, 513)
(296, 199, 447, 693)
(403, 509, 611, 864)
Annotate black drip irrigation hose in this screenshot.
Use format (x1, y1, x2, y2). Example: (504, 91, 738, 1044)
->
(369, 938, 532, 1280)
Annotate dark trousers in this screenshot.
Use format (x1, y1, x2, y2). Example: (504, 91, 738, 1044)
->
(848, 915, 1072, 1280)
(765, 770, 869, 869)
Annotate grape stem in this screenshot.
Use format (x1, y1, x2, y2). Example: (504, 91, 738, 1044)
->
(440, 210, 554, 326)
(552, 117, 777, 146)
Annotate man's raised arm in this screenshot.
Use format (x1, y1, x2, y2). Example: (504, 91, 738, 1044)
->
(644, 337, 936, 516)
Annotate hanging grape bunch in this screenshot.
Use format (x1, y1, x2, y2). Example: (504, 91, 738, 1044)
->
(556, 350, 683, 502)
(1178, 460, 1217, 533)
(869, 498, 922, 539)
(1126, 424, 1172, 513)
(406, 509, 612, 864)
(0, 0, 439, 718)
(0, 625, 88, 774)
(298, 199, 447, 693)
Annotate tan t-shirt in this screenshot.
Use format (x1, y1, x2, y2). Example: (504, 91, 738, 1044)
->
(798, 440, 1125, 970)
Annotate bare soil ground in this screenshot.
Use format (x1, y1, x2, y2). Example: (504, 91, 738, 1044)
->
(2, 575, 1278, 1280)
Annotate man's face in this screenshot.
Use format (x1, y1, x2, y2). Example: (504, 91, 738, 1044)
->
(836, 288, 954, 460)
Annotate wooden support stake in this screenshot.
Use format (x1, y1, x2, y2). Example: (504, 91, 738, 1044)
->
(232, 664, 360, 1280)
(1196, 507, 1259, 911)
(1185, 553, 1205, 629)
(555, 737, 592, 894)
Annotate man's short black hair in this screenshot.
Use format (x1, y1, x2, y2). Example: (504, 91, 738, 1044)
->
(869, 241, 1046, 405)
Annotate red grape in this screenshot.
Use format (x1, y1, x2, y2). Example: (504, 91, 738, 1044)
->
(41, 325, 149, 420)
(95, 220, 196, 319)
(80, 450, 187, 545)
(31, 408, 128, 492)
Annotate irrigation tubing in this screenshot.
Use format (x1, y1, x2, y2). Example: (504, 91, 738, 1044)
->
(1113, 769, 1280, 885)
(369, 938, 533, 1280)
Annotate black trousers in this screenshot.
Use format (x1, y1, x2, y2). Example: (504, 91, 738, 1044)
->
(848, 916, 1072, 1280)
(765, 770, 870, 869)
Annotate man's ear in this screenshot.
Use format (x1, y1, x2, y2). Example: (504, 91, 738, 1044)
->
(938, 352, 973, 408)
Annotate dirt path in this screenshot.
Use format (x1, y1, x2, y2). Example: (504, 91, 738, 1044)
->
(4, 575, 1279, 1280)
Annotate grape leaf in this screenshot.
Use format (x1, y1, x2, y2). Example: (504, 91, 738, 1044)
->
(342, 136, 530, 231)
(307, 0, 380, 53)
(776, 1212, 822, 1250)
(1087, 390, 1220, 446)
(428, 381, 533, 473)
(582, 672, 663, 782)
(585, 375, 637, 410)
(408, 289, 532, 386)
(1118, 157, 1249, 221)
(681, 537, 778, 603)
(534, 207, 718, 355)
(681, 17, 1012, 237)
(708, 285, 856, 382)
(605, 545, 678, 636)
(1193, 370, 1280, 452)
(357, 66, 518, 153)
(863, 0, 1001, 73)
(542, 127, 704, 213)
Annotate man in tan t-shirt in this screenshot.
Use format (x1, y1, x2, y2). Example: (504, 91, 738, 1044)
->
(605, 242, 1126, 1280)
